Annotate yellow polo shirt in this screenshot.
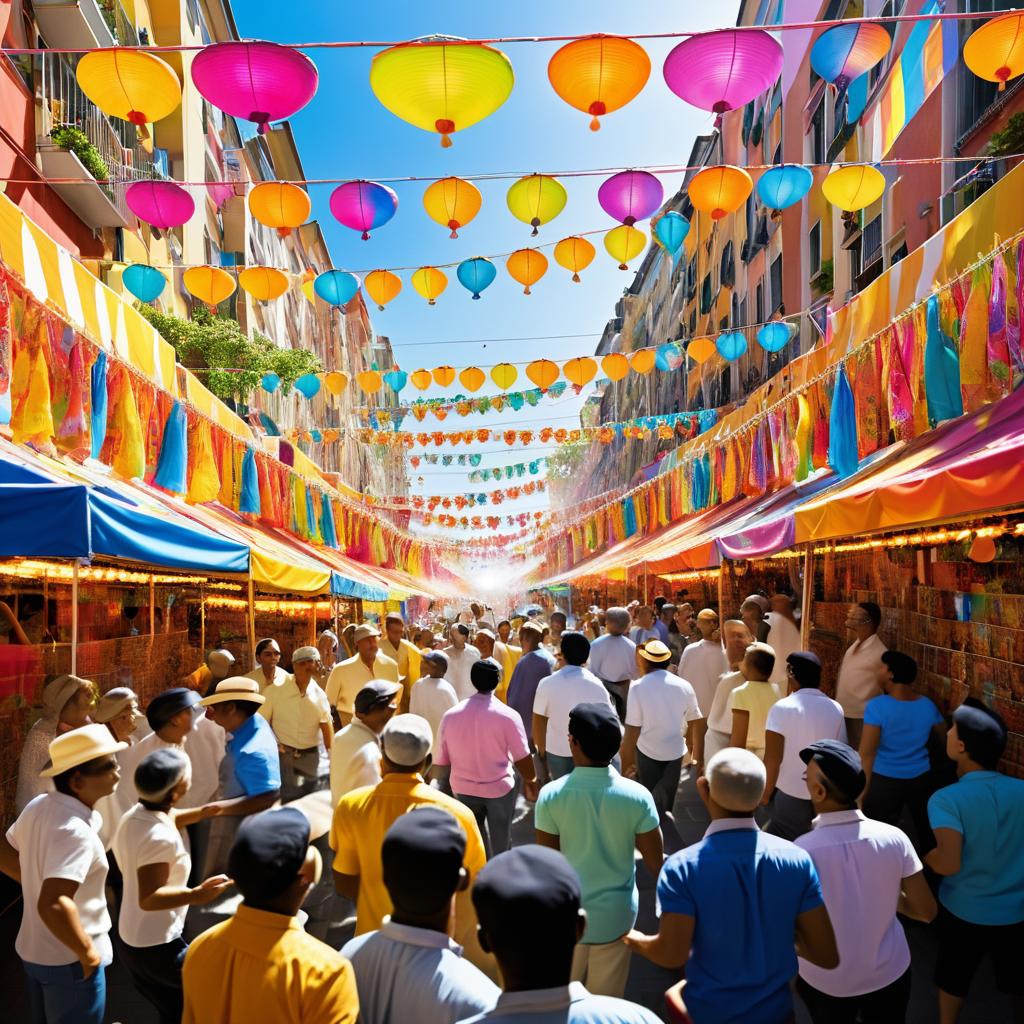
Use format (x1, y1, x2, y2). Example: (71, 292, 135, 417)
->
(182, 904, 358, 1024)
(325, 652, 400, 715)
(379, 636, 422, 687)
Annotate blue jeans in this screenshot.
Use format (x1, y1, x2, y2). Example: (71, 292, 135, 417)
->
(22, 960, 105, 1024)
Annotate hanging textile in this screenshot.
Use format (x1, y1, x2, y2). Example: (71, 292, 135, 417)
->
(153, 401, 188, 494)
(795, 393, 812, 482)
(321, 494, 338, 549)
(622, 495, 637, 539)
(987, 250, 1012, 403)
(90, 350, 108, 460)
(57, 338, 88, 452)
(187, 417, 220, 503)
(883, 323, 915, 441)
(924, 292, 963, 425)
(240, 447, 261, 514)
(10, 291, 54, 446)
(828, 365, 859, 479)
(0, 274, 10, 426)
(103, 363, 145, 480)
(851, 339, 885, 457)
(959, 263, 991, 414)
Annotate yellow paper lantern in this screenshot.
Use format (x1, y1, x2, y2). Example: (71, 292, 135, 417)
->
(964, 13, 1024, 92)
(687, 165, 753, 221)
(554, 236, 596, 282)
(601, 353, 629, 381)
(410, 369, 433, 391)
(412, 266, 448, 305)
(459, 366, 485, 392)
(563, 356, 598, 389)
(604, 225, 646, 270)
(433, 365, 457, 387)
(358, 370, 383, 393)
(821, 164, 886, 212)
(507, 174, 567, 236)
(248, 182, 311, 237)
(527, 359, 560, 391)
(491, 363, 518, 390)
(630, 349, 656, 374)
(370, 38, 514, 147)
(423, 177, 483, 238)
(183, 265, 236, 311)
(238, 266, 289, 302)
(364, 269, 403, 310)
(686, 337, 717, 365)
(324, 371, 349, 395)
(76, 48, 181, 125)
(506, 249, 549, 295)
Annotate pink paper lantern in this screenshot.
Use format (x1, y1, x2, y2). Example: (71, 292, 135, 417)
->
(329, 180, 399, 240)
(598, 170, 664, 226)
(126, 180, 195, 230)
(191, 41, 318, 135)
(663, 29, 783, 126)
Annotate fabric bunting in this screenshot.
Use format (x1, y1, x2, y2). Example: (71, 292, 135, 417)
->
(239, 447, 261, 514)
(154, 401, 188, 494)
(924, 293, 963, 425)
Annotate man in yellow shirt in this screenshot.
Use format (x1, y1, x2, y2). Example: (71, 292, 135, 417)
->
(182, 806, 358, 1024)
(325, 624, 400, 726)
(379, 613, 421, 712)
(181, 648, 235, 695)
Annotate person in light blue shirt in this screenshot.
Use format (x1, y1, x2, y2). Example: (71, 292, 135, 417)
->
(506, 622, 556, 741)
(860, 651, 944, 852)
(535, 702, 661, 998)
(342, 807, 499, 1024)
(926, 699, 1024, 1024)
(626, 747, 838, 1024)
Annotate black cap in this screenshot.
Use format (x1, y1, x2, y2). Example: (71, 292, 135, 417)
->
(146, 688, 200, 731)
(229, 807, 309, 902)
(881, 650, 917, 684)
(382, 807, 466, 914)
(470, 658, 502, 693)
(953, 698, 1006, 768)
(421, 650, 448, 672)
(354, 680, 402, 714)
(787, 651, 822, 688)
(568, 701, 622, 763)
(800, 739, 866, 802)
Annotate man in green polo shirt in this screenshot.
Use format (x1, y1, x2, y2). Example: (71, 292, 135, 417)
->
(534, 701, 662, 998)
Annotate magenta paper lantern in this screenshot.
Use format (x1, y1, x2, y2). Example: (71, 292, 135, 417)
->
(329, 180, 399, 240)
(191, 41, 318, 135)
(597, 170, 664, 227)
(664, 29, 783, 125)
(126, 180, 195, 230)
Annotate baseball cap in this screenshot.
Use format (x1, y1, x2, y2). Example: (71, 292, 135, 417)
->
(354, 680, 401, 714)
(353, 624, 381, 643)
(229, 807, 309, 902)
(382, 807, 466, 915)
(291, 646, 319, 663)
(953, 698, 1007, 768)
(787, 651, 822, 687)
(382, 714, 433, 767)
(800, 739, 866, 802)
(146, 688, 200, 731)
(568, 702, 622, 763)
(421, 650, 449, 672)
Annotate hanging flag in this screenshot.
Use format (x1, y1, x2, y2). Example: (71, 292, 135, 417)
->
(153, 401, 188, 494)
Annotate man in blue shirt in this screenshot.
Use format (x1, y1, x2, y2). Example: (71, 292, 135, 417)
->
(506, 622, 555, 743)
(926, 699, 1024, 1024)
(200, 677, 281, 873)
(625, 748, 838, 1024)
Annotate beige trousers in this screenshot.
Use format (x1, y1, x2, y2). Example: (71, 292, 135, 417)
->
(571, 938, 632, 998)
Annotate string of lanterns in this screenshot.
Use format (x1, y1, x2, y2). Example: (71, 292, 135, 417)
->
(358, 481, 548, 512)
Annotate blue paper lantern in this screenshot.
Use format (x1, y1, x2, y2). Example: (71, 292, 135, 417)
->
(314, 270, 360, 307)
(294, 373, 321, 399)
(757, 321, 796, 352)
(756, 165, 813, 210)
(310, 429, 323, 442)
(122, 263, 166, 303)
(383, 369, 408, 394)
(261, 372, 281, 393)
(456, 257, 497, 300)
(654, 212, 690, 253)
(656, 342, 683, 371)
(716, 331, 747, 361)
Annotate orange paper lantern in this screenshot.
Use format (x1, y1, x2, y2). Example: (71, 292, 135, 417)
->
(324, 371, 349, 395)
(601, 353, 630, 381)
(506, 248, 549, 295)
(358, 370, 383, 393)
(563, 356, 598, 389)
(423, 176, 483, 237)
(433, 365, 456, 387)
(410, 369, 433, 391)
(183, 265, 235, 312)
(364, 269, 402, 310)
(491, 363, 518, 390)
(238, 266, 289, 301)
(459, 366, 485, 392)
(526, 359, 560, 391)
(630, 349, 656, 374)
(687, 165, 753, 221)
(553, 236, 597, 282)
(248, 181, 311, 237)
(686, 337, 717, 364)
(964, 13, 1024, 92)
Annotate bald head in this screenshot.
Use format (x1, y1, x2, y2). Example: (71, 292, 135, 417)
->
(722, 620, 753, 668)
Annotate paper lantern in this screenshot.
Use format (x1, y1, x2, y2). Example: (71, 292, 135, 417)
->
(324, 371, 349, 396)
(757, 321, 795, 353)
(358, 370, 383, 394)
(329, 180, 398, 240)
(598, 170, 663, 227)
(630, 349, 655, 374)
(301, 278, 317, 304)
(716, 331, 747, 361)
(383, 370, 407, 394)
(756, 165, 813, 211)
(601, 353, 629, 381)
(653, 212, 690, 253)
(238, 266, 289, 302)
(423, 177, 482, 237)
(968, 535, 997, 563)
(491, 363, 518, 390)
(810, 23, 891, 92)
(563, 356, 597, 389)
(604, 225, 646, 270)
(526, 359, 560, 391)
(506, 249, 548, 294)
(656, 342, 683, 371)
(459, 366, 485, 392)
(687, 337, 717, 364)
(364, 269, 402, 310)
(314, 270, 360, 307)
(370, 38, 514, 146)
(248, 182, 311, 237)
(294, 373, 321, 399)
(688, 165, 753, 221)
(547, 35, 651, 130)
(76, 48, 181, 125)
(183, 266, 235, 312)
(410, 369, 433, 391)
(122, 264, 166, 303)
(433, 365, 456, 387)
(664, 29, 783, 125)
(964, 13, 1024, 92)
(507, 174, 567, 236)
(553, 236, 596, 282)
(457, 257, 497, 299)
(191, 41, 318, 135)
(412, 267, 448, 305)
(821, 164, 885, 211)
(261, 372, 281, 393)
(126, 181, 194, 230)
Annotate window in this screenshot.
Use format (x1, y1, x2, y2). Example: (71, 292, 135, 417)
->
(700, 273, 713, 315)
(755, 279, 765, 324)
(809, 221, 822, 276)
(869, 2, 903, 89)
(809, 100, 826, 165)
(770, 255, 784, 314)
(862, 215, 883, 268)
(689, 310, 697, 335)
(720, 241, 736, 289)
(890, 241, 909, 266)
(957, 0, 1017, 138)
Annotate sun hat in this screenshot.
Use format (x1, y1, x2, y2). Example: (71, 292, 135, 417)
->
(41, 723, 127, 777)
(640, 639, 672, 663)
(199, 676, 266, 707)
(353, 624, 381, 644)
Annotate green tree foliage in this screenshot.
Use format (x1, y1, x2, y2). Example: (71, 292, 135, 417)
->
(50, 124, 109, 180)
(988, 113, 1024, 157)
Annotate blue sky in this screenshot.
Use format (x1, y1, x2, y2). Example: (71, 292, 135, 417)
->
(231, 1, 735, 534)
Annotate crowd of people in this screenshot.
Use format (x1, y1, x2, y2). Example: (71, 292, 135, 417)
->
(2, 593, 1023, 1024)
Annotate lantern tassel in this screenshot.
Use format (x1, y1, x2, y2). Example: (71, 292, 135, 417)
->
(450, 228, 458, 239)
(618, 263, 627, 270)
(524, 286, 531, 295)
(276, 227, 292, 238)
(572, 272, 581, 283)
(590, 116, 601, 131)
(440, 134, 452, 147)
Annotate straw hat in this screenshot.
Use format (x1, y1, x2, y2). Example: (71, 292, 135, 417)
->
(640, 639, 672, 664)
(199, 676, 266, 707)
(41, 723, 127, 777)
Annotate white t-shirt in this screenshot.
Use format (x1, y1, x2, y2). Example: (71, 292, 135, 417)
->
(707, 669, 744, 734)
(330, 719, 382, 808)
(533, 665, 611, 758)
(442, 644, 482, 701)
(258, 675, 331, 749)
(796, 810, 921, 997)
(765, 613, 801, 686)
(409, 676, 460, 748)
(836, 633, 888, 719)
(625, 669, 703, 761)
(588, 633, 638, 682)
(676, 640, 728, 716)
(765, 689, 848, 799)
(112, 804, 190, 947)
(7, 793, 112, 966)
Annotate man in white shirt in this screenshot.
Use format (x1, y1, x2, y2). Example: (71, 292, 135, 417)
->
(704, 620, 755, 768)
(588, 607, 638, 720)
(533, 633, 611, 780)
(409, 650, 459, 748)
(765, 595, 801, 687)
(677, 609, 727, 768)
(326, 624, 400, 726)
(443, 623, 482, 701)
(329, 681, 400, 807)
(762, 652, 847, 841)
(795, 740, 936, 1023)
(621, 640, 703, 818)
(835, 602, 887, 749)
(628, 606, 659, 647)
(244, 638, 289, 692)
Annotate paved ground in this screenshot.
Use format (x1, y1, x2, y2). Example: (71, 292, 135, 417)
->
(0, 767, 1014, 1022)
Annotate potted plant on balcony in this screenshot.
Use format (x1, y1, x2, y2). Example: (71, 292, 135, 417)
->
(49, 124, 109, 181)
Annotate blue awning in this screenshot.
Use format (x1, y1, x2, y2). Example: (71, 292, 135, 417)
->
(330, 571, 388, 603)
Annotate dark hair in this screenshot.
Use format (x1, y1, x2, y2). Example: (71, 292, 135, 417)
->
(52, 753, 111, 796)
(453, 623, 470, 638)
(881, 650, 917, 685)
(653, 597, 667, 610)
(858, 602, 882, 629)
(954, 698, 1007, 770)
(559, 631, 590, 666)
(498, 620, 511, 629)
(550, 612, 567, 627)
(255, 639, 278, 657)
(745, 646, 776, 678)
(220, 700, 259, 720)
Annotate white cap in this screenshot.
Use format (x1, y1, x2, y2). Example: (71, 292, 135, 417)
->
(292, 646, 319, 663)
(382, 714, 433, 767)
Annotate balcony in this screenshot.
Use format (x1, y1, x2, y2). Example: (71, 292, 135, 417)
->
(31, 0, 133, 50)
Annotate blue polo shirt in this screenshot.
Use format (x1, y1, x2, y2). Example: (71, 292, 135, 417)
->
(224, 713, 281, 798)
(657, 820, 824, 1024)
(506, 649, 555, 738)
(928, 770, 1024, 925)
(864, 694, 943, 777)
